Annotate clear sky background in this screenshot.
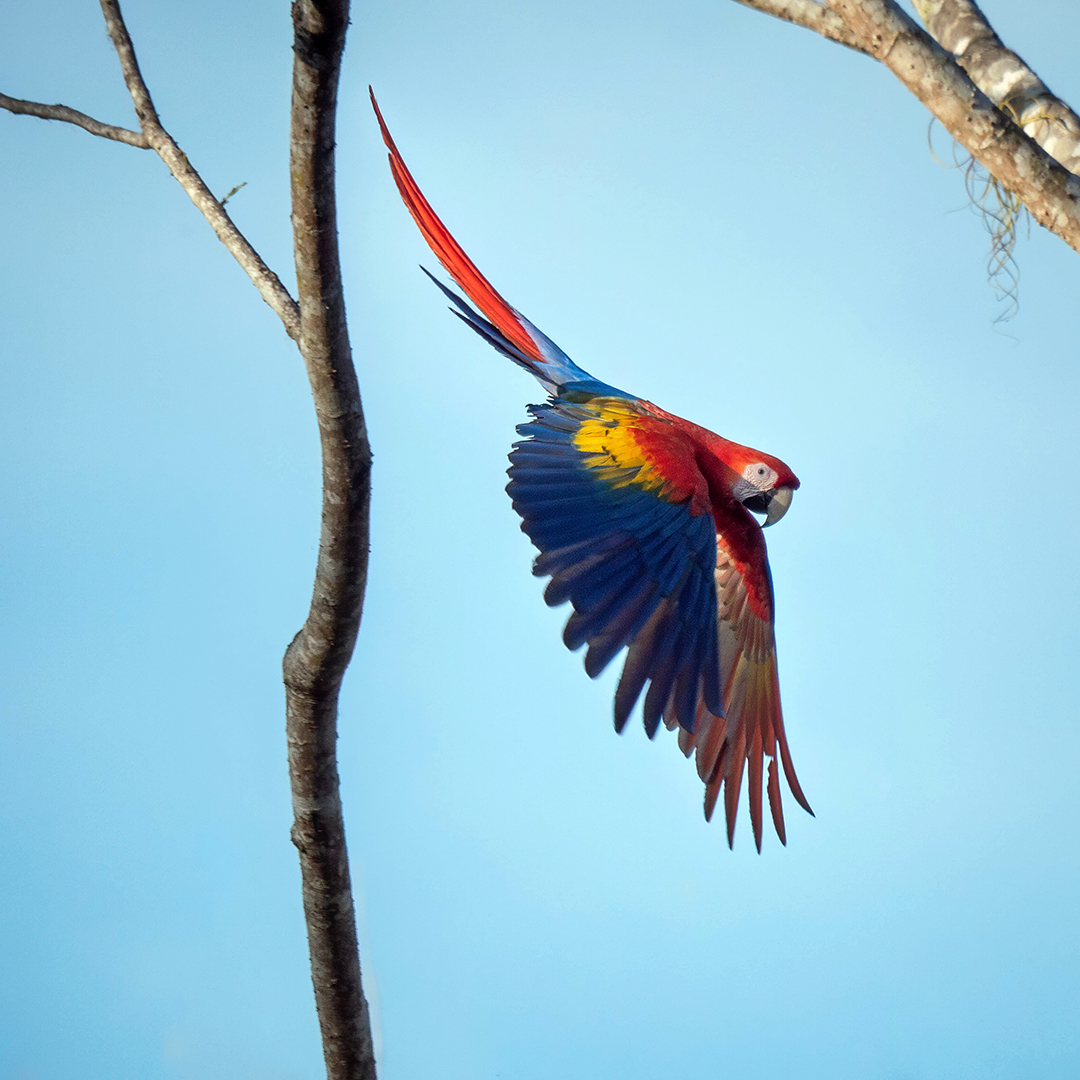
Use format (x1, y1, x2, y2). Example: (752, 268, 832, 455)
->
(3, 2, 1079, 1078)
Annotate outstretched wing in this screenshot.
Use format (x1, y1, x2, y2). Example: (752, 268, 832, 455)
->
(668, 530, 813, 850)
(508, 396, 725, 735)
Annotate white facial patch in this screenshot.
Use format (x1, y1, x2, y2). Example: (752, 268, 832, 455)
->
(742, 462, 778, 491)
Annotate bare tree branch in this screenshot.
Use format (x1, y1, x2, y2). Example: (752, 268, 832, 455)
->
(2, 6, 300, 338)
(728, 0, 872, 55)
(282, 1, 376, 1078)
(92, 0, 302, 339)
(8, 2, 374, 1075)
(818, 0, 1080, 253)
(914, 0, 1080, 175)
(0, 92, 148, 146)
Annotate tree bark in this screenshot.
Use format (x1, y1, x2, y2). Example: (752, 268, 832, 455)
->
(734, 0, 1080, 254)
(2, 3, 376, 1076)
(0, 91, 148, 146)
(283, 2, 377, 1078)
(914, 0, 1080, 175)
(820, 0, 1080, 253)
(728, 0, 869, 54)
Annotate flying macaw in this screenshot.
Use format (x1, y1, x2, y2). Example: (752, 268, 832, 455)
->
(372, 91, 812, 850)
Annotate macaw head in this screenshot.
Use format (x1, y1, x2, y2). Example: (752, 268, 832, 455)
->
(641, 403, 800, 527)
(715, 442, 800, 527)
(728, 450, 799, 526)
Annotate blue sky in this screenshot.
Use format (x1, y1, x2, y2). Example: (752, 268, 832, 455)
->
(3, 2, 1079, 1078)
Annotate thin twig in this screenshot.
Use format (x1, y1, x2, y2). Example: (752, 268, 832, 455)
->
(0, 92, 148, 146)
(95, 0, 301, 339)
(221, 181, 248, 206)
(2, 9, 299, 339)
(283, 1, 376, 1078)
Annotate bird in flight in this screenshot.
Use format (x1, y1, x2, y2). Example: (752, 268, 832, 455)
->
(372, 91, 812, 849)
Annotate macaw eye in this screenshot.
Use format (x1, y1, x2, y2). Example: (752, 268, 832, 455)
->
(742, 462, 778, 489)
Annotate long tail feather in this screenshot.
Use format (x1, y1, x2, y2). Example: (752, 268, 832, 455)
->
(371, 90, 619, 398)
(371, 90, 544, 362)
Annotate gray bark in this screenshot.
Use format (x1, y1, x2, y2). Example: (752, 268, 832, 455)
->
(914, 0, 1080, 175)
(0, 92, 148, 146)
(824, 1, 1080, 253)
(735, 0, 1080, 254)
(728, 0, 870, 54)
(283, 1, 377, 1077)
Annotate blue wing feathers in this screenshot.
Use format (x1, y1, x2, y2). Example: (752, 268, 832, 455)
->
(563, 576, 656, 651)
(507, 401, 720, 735)
(641, 613, 684, 737)
(670, 663, 702, 737)
(582, 586, 662, 677)
(520, 413, 579, 436)
(555, 543, 642, 594)
(614, 666, 649, 733)
(540, 540, 633, 606)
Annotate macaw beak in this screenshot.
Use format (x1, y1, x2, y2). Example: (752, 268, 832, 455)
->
(762, 485, 794, 527)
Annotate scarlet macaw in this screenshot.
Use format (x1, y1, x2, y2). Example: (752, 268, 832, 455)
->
(372, 92, 812, 849)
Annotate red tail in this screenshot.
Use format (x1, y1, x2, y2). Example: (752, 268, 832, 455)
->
(370, 89, 543, 365)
